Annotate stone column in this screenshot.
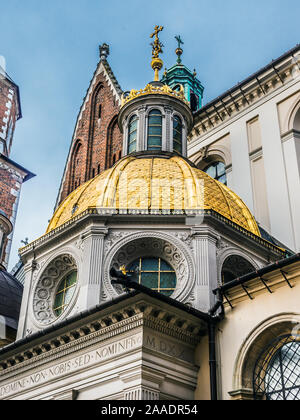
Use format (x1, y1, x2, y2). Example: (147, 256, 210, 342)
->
(79, 225, 108, 310)
(137, 106, 146, 151)
(122, 119, 127, 157)
(192, 226, 219, 312)
(164, 106, 172, 152)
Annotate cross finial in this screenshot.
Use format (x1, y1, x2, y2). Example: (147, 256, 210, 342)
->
(175, 35, 184, 64)
(150, 25, 164, 81)
(175, 35, 184, 49)
(150, 25, 164, 59)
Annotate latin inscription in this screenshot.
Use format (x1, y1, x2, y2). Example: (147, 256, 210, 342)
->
(144, 334, 193, 363)
(0, 334, 142, 398)
(0, 333, 193, 398)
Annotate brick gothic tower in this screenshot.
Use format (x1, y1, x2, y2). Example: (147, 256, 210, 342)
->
(0, 61, 34, 269)
(56, 44, 123, 208)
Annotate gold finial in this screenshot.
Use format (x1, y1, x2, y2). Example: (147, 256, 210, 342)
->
(150, 25, 164, 81)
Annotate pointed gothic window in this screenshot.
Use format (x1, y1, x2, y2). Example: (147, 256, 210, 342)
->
(173, 116, 183, 154)
(128, 115, 138, 153)
(147, 109, 162, 151)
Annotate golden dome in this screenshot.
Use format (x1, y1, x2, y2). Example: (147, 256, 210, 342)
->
(47, 155, 260, 236)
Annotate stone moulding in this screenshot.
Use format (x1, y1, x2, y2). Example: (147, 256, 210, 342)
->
(0, 296, 206, 390)
(19, 208, 285, 259)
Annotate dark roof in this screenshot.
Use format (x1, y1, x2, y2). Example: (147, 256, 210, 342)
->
(0, 269, 23, 330)
(214, 253, 300, 295)
(258, 225, 294, 256)
(0, 153, 35, 182)
(195, 44, 300, 116)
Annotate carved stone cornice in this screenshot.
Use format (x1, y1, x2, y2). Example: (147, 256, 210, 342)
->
(0, 295, 207, 383)
(191, 53, 300, 141)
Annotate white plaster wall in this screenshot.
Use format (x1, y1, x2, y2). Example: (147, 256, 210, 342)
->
(216, 281, 300, 400)
(189, 76, 300, 251)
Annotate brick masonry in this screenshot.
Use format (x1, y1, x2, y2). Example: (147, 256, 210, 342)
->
(0, 71, 25, 268)
(0, 161, 24, 266)
(0, 75, 19, 157)
(58, 59, 123, 205)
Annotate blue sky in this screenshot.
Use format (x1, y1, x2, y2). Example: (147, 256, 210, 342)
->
(0, 0, 299, 269)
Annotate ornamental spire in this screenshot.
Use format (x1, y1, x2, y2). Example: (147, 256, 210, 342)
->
(150, 25, 164, 81)
(175, 35, 184, 64)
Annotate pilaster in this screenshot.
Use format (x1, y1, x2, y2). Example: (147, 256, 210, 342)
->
(260, 103, 295, 250)
(191, 227, 219, 312)
(282, 129, 300, 251)
(17, 260, 36, 340)
(79, 225, 108, 310)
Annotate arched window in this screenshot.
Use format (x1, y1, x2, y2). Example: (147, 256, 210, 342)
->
(221, 255, 255, 284)
(173, 116, 183, 154)
(254, 335, 300, 400)
(128, 257, 176, 296)
(70, 142, 82, 193)
(204, 161, 227, 185)
(53, 271, 77, 317)
(147, 109, 162, 151)
(128, 115, 138, 153)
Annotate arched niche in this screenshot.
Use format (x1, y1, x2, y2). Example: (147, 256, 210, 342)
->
(221, 255, 256, 284)
(293, 106, 300, 132)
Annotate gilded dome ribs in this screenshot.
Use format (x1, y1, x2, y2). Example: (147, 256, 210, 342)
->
(46, 155, 260, 237)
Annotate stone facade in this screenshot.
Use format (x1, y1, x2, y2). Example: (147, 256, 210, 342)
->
(0, 293, 208, 400)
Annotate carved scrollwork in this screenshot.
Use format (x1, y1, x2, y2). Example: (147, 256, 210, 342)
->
(105, 231, 129, 254)
(32, 254, 77, 326)
(103, 231, 195, 304)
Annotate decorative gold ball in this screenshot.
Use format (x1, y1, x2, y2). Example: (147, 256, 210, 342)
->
(151, 57, 163, 71)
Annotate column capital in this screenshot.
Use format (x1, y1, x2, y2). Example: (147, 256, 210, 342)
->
(191, 226, 220, 243)
(81, 226, 108, 241)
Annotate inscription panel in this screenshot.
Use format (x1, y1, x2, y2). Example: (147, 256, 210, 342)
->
(144, 333, 194, 363)
(0, 333, 142, 399)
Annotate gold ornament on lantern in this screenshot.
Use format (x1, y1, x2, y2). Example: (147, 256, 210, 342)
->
(150, 25, 164, 81)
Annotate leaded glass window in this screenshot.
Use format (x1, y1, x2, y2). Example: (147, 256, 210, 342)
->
(128, 257, 176, 296)
(128, 115, 138, 153)
(173, 116, 183, 154)
(147, 109, 162, 151)
(254, 335, 300, 400)
(204, 161, 227, 185)
(53, 271, 77, 317)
